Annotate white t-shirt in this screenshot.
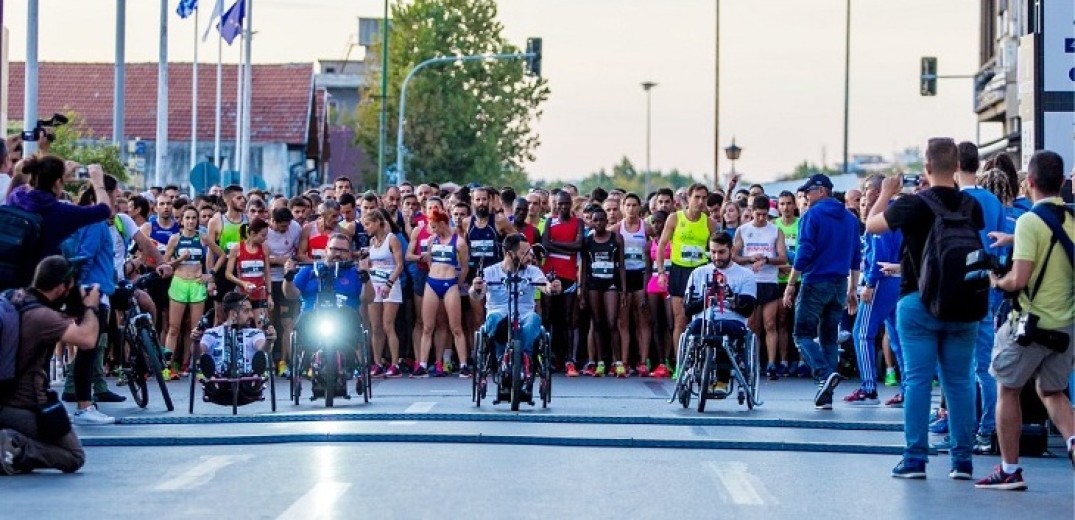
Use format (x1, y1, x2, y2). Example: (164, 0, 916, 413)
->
(0, 175, 11, 205)
(482, 263, 548, 317)
(266, 220, 302, 282)
(199, 325, 266, 373)
(686, 262, 758, 325)
(737, 222, 779, 284)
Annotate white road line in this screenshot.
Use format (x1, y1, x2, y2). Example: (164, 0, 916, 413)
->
(404, 401, 436, 413)
(276, 481, 351, 520)
(706, 461, 776, 506)
(154, 455, 252, 491)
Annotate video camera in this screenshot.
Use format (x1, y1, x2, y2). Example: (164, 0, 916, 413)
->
(20, 113, 69, 143)
(63, 256, 90, 318)
(964, 249, 1010, 285)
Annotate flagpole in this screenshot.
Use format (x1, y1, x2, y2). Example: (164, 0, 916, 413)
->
(191, 8, 199, 177)
(155, 0, 169, 188)
(214, 24, 222, 177)
(234, 53, 242, 175)
(239, 0, 253, 188)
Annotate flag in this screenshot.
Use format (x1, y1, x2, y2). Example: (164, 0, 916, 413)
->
(201, 0, 225, 41)
(217, 0, 246, 46)
(176, 0, 198, 19)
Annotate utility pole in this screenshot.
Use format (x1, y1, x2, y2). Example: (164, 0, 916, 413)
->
(239, 0, 253, 187)
(641, 81, 657, 197)
(22, 0, 39, 157)
(377, 0, 388, 193)
(155, 0, 169, 187)
(713, 0, 720, 191)
(842, 0, 850, 175)
(114, 0, 126, 158)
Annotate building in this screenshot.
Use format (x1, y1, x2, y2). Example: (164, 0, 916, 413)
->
(7, 61, 337, 195)
(975, 0, 1074, 170)
(315, 58, 373, 190)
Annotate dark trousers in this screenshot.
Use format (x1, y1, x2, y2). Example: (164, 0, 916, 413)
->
(0, 405, 85, 473)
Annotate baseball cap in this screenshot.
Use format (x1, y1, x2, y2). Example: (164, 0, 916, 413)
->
(797, 174, 834, 193)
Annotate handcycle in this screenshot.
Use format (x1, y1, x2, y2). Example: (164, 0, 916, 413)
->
(113, 271, 174, 412)
(188, 311, 278, 415)
(289, 261, 372, 408)
(472, 274, 552, 411)
(669, 273, 763, 412)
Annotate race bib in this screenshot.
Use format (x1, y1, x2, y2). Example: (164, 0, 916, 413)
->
(471, 239, 495, 258)
(625, 247, 645, 263)
(311, 249, 326, 261)
(681, 245, 705, 262)
(592, 260, 614, 279)
(371, 269, 391, 283)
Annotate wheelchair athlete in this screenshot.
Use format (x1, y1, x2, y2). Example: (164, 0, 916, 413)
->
(191, 292, 276, 405)
(469, 234, 561, 375)
(681, 231, 758, 397)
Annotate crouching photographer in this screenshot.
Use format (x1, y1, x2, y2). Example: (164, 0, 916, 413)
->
(976, 150, 1074, 490)
(0, 256, 105, 475)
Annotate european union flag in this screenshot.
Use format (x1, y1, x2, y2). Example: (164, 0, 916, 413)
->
(218, 0, 245, 45)
(176, 0, 198, 19)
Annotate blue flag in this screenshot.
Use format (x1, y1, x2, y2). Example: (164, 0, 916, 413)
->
(218, 0, 246, 45)
(176, 0, 198, 19)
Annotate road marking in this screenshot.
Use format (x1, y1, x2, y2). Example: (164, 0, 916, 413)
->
(706, 461, 776, 506)
(276, 481, 351, 520)
(154, 455, 252, 491)
(644, 381, 670, 397)
(404, 401, 436, 413)
(429, 389, 458, 393)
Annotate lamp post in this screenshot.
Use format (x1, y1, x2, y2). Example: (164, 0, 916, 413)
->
(724, 138, 742, 180)
(641, 81, 657, 197)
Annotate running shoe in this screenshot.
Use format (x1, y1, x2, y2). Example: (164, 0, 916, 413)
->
(973, 434, 994, 455)
(884, 393, 904, 408)
(93, 391, 127, 403)
(595, 361, 606, 377)
(72, 406, 115, 426)
(161, 368, 174, 380)
(884, 370, 898, 387)
(974, 466, 1026, 491)
(370, 363, 385, 377)
(842, 389, 879, 406)
(582, 362, 597, 377)
(613, 361, 627, 378)
(0, 430, 23, 475)
(949, 460, 973, 480)
(168, 369, 180, 381)
(277, 361, 289, 378)
(890, 458, 927, 479)
(432, 360, 446, 377)
(443, 359, 454, 375)
(766, 363, 779, 381)
(775, 363, 790, 378)
(929, 416, 949, 435)
(635, 363, 650, 378)
(411, 365, 429, 378)
(459, 365, 473, 378)
(650, 364, 670, 378)
(814, 372, 842, 410)
(565, 362, 579, 377)
(384, 364, 401, 378)
(795, 363, 812, 379)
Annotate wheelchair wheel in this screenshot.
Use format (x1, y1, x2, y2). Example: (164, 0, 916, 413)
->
(539, 333, 552, 409)
(358, 331, 372, 404)
(746, 334, 760, 410)
(697, 346, 713, 413)
(288, 332, 298, 403)
(269, 362, 277, 412)
(188, 360, 197, 414)
(472, 331, 484, 406)
(229, 343, 239, 416)
(324, 350, 337, 408)
(510, 341, 523, 412)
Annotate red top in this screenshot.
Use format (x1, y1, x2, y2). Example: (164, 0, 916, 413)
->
(307, 222, 332, 261)
(414, 222, 433, 272)
(236, 243, 268, 301)
(542, 216, 580, 281)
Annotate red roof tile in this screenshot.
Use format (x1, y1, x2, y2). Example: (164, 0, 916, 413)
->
(8, 61, 314, 144)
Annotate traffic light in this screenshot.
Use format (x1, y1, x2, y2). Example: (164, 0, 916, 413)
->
(920, 56, 937, 96)
(525, 37, 542, 77)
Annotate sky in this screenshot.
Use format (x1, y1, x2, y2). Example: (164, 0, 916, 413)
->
(1, 0, 985, 183)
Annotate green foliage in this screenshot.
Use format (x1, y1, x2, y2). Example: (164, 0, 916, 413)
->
(48, 111, 128, 184)
(776, 161, 839, 182)
(573, 156, 699, 196)
(354, 0, 549, 189)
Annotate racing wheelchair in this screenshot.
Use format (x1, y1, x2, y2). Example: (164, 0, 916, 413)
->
(289, 261, 372, 408)
(669, 275, 763, 412)
(187, 312, 277, 416)
(471, 274, 553, 411)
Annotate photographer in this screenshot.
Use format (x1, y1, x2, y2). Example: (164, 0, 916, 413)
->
(0, 256, 104, 475)
(975, 150, 1074, 491)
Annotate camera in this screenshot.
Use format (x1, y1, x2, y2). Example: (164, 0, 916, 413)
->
(902, 174, 920, 188)
(964, 249, 1010, 284)
(76, 167, 90, 180)
(21, 113, 69, 143)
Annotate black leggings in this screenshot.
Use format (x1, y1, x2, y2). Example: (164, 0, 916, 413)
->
(73, 304, 110, 402)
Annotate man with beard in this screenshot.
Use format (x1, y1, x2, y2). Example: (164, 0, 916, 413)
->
(383, 186, 405, 231)
(462, 187, 516, 323)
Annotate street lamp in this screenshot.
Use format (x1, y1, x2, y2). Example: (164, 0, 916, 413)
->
(641, 81, 657, 197)
(724, 138, 742, 178)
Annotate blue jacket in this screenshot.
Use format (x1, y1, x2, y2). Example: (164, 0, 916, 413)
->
(862, 229, 902, 288)
(961, 187, 1006, 256)
(793, 197, 862, 282)
(66, 221, 117, 296)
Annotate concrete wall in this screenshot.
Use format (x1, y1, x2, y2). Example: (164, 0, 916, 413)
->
(130, 141, 304, 196)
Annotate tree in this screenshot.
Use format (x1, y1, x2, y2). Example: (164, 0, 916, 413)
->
(574, 156, 700, 196)
(354, 0, 550, 189)
(775, 161, 838, 182)
(48, 111, 128, 184)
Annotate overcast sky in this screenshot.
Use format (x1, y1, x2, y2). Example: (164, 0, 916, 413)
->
(2, 0, 984, 182)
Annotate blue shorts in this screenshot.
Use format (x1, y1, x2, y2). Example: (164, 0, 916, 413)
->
(426, 277, 458, 299)
(412, 270, 429, 297)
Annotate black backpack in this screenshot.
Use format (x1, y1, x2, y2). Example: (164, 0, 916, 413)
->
(916, 191, 988, 322)
(0, 206, 43, 292)
(0, 290, 42, 399)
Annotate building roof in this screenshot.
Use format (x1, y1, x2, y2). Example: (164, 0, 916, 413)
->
(7, 61, 315, 144)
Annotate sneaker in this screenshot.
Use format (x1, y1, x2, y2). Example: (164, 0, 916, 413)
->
(814, 372, 842, 410)
(974, 466, 1026, 491)
(972, 433, 994, 455)
(929, 416, 949, 435)
(931, 436, 952, 453)
(459, 365, 473, 378)
(93, 391, 127, 403)
(115, 372, 128, 386)
(635, 363, 650, 378)
(766, 364, 779, 381)
(582, 362, 597, 377)
(72, 406, 115, 426)
(949, 460, 973, 480)
(410, 365, 429, 379)
(277, 361, 289, 377)
(432, 360, 446, 377)
(775, 363, 790, 378)
(595, 361, 606, 377)
(0, 430, 23, 475)
(565, 362, 579, 377)
(650, 364, 670, 378)
(843, 389, 880, 406)
(443, 359, 454, 375)
(168, 369, 180, 381)
(370, 363, 385, 377)
(884, 393, 904, 408)
(891, 458, 927, 479)
(884, 370, 898, 387)
(795, 363, 812, 379)
(613, 361, 627, 378)
(385, 364, 401, 378)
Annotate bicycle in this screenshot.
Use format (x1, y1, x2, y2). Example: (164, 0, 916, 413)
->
(113, 272, 174, 412)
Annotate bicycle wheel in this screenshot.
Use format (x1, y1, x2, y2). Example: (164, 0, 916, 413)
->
(472, 332, 484, 407)
(539, 334, 551, 409)
(138, 328, 174, 411)
(324, 349, 337, 408)
(698, 346, 714, 413)
(126, 346, 149, 409)
(510, 341, 523, 412)
(188, 354, 197, 414)
(291, 342, 302, 406)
